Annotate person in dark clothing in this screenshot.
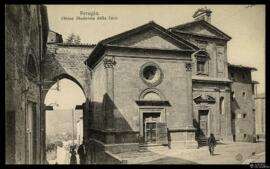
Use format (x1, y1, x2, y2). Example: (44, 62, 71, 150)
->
(167, 128, 171, 149)
(77, 138, 87, 164)
(208, 133, 216, 156)
(70, 146, 77, 164)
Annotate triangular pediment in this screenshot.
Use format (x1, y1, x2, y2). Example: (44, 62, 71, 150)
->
(181, 24, 218, 37)
(86, 21, 199, 68)
(100, 21, 199, 51)
(193, 94, 216, 104)
(170, 20, 231, 41)
(111, 29, 187, 50)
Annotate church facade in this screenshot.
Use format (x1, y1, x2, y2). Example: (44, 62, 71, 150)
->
(84, 8, 257, 163)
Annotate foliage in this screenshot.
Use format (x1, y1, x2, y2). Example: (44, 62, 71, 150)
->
(65, 33, 81, 44)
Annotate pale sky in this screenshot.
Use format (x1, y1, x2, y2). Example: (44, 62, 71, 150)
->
(45, 79, 85, 110)
(45, 5, 265, 106)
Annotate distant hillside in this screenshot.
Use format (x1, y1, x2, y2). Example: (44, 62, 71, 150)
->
(46, 109, 82, 137)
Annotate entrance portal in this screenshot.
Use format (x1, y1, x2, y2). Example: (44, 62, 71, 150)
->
(198, 110, 209, 137)
(143, 113, 160, 144)
(26, 101, 37, 164)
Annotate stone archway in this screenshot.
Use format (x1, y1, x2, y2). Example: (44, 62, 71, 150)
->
(40, 44, 93, 164)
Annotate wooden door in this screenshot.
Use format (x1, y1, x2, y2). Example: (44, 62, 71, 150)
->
(145, 122, 157, 143)
(156, 122, 168, 145)
(199, 110, 209, 136)
(26, 101, 36, 164)
(143, 113, 160, 144)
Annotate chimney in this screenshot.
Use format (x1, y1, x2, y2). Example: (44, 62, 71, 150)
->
(193, 7, 212, 23)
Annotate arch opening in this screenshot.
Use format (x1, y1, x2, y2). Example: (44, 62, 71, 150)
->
(44, 77, 86, 164)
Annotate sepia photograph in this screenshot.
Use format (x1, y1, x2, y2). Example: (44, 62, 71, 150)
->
(5, 4, 266, 165)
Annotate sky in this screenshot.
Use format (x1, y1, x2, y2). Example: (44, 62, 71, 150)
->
(45, 79, 85, 110)
(45, 5, 265, 107)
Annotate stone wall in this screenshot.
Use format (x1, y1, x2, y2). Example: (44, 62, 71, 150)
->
(192, 83, 232, 140)
(254, 94, 265, 137)
(229, 67, 256, 142)
(172, 33, 229, 79)
(89, 46, 195, 147)
(5, 5, 48, 164)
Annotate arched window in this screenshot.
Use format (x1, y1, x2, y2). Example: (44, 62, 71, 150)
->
(27, 54, 37, 78)
(220, 97, 225, 115)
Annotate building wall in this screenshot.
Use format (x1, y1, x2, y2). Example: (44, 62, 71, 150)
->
(5, 5, 48, 164)
(229, 67, 256, 142)
(176, 30, 232, 140)
(77, 117, 83, 145)
(255, 94, 265, 137)
(47, 30, 63, 43)
(88, 47, 196, 162)
(91, 59, 107, 131)
(173, 34, 228, 79)
(113, 57, 190, 130)
(192, 84, 232, 140)
(109, 48, 193, 143)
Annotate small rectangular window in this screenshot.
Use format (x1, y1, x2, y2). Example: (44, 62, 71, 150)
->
(231, 73, 234, 78)
(243, 114, 247, 118)
(237, 114, 242, 119)
(231, 113, 235, 119)
(197, 61, 205, 73)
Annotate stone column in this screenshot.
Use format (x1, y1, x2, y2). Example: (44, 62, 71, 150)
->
(103, 57, 116, 144)
(185, 62, 194, 127)
(185, 62, 197, 148)
(40, 103, 46, 164)
(225, 89, 233, 141)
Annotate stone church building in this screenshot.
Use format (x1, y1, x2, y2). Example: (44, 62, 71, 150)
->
(84, 8, 257, 163)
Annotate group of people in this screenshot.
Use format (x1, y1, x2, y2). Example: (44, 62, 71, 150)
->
(70, 138, 87, 165)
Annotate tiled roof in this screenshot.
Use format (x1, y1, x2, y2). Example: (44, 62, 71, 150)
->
(228, 63, 257, 71)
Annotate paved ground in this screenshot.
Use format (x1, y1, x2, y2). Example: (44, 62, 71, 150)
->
(117, 141, 265, 164)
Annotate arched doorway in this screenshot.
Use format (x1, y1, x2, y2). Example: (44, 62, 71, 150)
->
(44, 76, 86, 164)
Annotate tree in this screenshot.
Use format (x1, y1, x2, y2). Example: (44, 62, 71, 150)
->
(65, 33, 81, 44)
(74, 35, 81, 44)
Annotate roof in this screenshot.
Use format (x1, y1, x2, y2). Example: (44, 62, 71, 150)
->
(99, 21, 199, 50)
(49, 30, 62, 36)
(169, 20, 231, 41)
(86, 21, 199, 68)
(192, 75, 232, 83)
(252, 80, 259, 84)
(228, 63, 257, 71)
(57, 43, 96, 47)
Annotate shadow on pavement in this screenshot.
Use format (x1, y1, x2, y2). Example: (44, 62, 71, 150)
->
(142, 156, 197, 164)
(212, 154, 221, 156)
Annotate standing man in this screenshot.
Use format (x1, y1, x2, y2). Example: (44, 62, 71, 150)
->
(70, 146, 77, 164)
(77, 137, 87, 164)
(208, 133, 216, 155)
(167, 128, 171, 149)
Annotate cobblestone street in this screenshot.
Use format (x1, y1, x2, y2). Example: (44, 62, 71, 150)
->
(118, 141, 265, 164)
